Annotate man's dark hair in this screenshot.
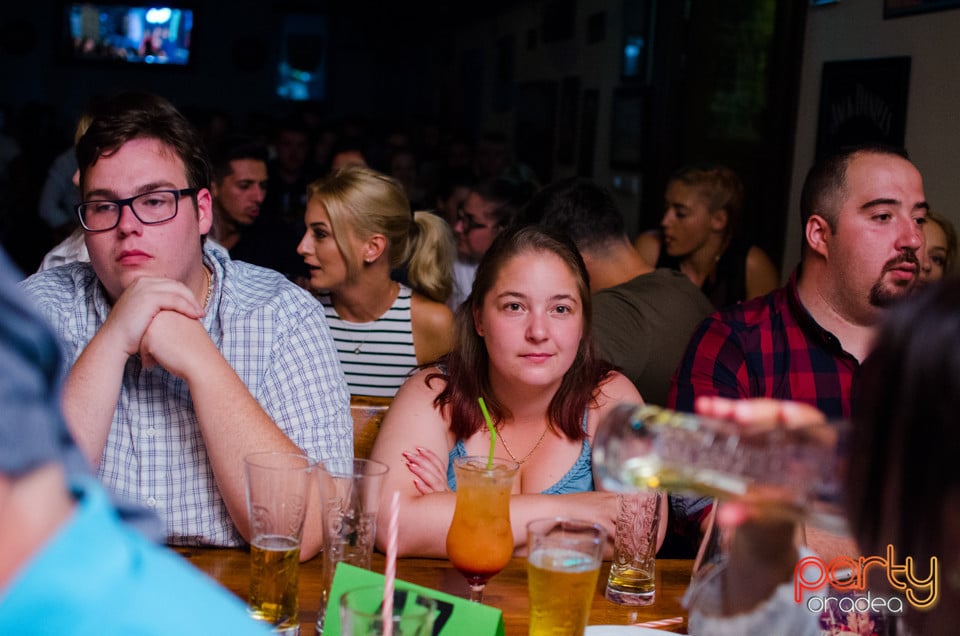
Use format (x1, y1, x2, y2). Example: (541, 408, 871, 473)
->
(799, 142, 911, 236)
(209, 134, 269, 183)
(519, 177, 625, 253)
(77, 91, 210, 188)
(76, 91, 211, 246)
(76, 90, 211, 191)
(471, 177, 536, 229)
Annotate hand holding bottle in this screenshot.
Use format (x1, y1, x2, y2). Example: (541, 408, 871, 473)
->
(684, 397, 832, 621)
(592, 397, 846, 531)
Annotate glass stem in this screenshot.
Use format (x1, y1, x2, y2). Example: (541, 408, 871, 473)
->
(469, 583, 485, 603)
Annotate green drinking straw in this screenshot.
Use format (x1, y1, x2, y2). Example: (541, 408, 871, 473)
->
(478, 397, 496, 469)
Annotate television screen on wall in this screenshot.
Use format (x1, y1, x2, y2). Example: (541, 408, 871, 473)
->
(63, 4, 195, 66)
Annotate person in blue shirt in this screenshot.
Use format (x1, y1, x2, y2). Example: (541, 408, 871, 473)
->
(19, 91, 349, 552)
(0, 244, 270, 635)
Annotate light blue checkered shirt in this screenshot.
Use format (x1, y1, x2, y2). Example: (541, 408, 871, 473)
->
(20, 245, 352, 547)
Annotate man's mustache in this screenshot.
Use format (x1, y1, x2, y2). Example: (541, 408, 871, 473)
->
(884, 251, 920, 271)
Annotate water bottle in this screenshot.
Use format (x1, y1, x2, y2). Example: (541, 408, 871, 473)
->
(592, 404, 849, 532)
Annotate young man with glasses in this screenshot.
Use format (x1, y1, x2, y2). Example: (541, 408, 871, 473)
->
(19, 91, 351, 559)
(0, 244, 272, 635)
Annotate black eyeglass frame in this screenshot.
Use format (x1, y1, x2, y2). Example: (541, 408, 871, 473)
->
(456, 204, 494, 233)
(76, 188, 200, 232)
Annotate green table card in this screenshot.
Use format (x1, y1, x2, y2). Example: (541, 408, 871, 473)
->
(323, 562, 505, 635)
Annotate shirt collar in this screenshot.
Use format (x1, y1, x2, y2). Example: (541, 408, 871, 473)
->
(786, 265, 858, 363)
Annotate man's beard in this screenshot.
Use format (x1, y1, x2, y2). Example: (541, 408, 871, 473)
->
(869, 251, 920, 307)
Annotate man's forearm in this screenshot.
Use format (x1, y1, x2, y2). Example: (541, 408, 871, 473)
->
(185, 353, 319, 553)
(61, 332, 130, 467)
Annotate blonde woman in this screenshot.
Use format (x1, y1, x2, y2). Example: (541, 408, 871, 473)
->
(634, 164, 779, 308)
(917, 209, 957, 288)
(297, 166, 455, 398)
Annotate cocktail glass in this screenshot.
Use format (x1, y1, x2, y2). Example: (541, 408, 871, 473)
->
(445, 456, 519, 603)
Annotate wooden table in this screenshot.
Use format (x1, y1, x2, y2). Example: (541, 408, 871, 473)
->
(175, 547, 692, 634)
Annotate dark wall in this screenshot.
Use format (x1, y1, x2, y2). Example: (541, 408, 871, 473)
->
(0, 2, 453, 133)
(3, 4, 274, 125)
(0, 1, 461, 274)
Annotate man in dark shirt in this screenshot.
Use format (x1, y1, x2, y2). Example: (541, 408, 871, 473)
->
(666, 143, 927, 556)
(208, 135, 269, 254)
(670, 143, 927, 419)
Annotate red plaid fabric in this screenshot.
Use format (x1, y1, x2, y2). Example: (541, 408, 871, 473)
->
(668, 268, 858, 420)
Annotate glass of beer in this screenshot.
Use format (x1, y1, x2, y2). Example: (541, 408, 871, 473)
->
(446, 456, 519, 603)
(605, 490, 662, 605)
(527, 517, 607, 636)
(244, 451, 316, 635)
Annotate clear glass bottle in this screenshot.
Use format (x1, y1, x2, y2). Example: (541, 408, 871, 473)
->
(592, 404, 849, 532)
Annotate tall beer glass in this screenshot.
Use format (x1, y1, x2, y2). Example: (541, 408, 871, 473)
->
(245, 451, 316, 635)
(526, 517, 607, 636)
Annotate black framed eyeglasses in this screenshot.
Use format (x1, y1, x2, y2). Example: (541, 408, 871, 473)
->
(456, 204, 493, 233)
(76, 188, 199, 232)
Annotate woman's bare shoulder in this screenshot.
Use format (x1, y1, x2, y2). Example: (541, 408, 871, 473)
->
(373, 367, 451, 453)
(410, 293, 455, 364)
(397, 366, 447, 400)
(744, 245, 780, 299)
(633, 230, 662, 267)
(411, 292, 454, 331)
(596, 371, 643, 406)
(586, 372, 642, 437)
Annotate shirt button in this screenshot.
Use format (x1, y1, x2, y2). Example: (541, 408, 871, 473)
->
(146, 427, 156, 437)
(146, 497, 157, 508)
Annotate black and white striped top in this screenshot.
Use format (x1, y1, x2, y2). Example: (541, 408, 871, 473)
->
(320, 284, 417, 398)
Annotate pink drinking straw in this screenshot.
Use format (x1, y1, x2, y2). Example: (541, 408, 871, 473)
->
(382, 490, 400, 636)
(632, 616, 684, 628)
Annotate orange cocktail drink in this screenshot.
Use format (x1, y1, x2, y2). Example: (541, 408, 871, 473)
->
(446, 456, 519, 601)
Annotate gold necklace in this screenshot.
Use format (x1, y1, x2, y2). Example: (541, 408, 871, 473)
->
(499, 424, 550, 465)
(202, 266, 212, 308)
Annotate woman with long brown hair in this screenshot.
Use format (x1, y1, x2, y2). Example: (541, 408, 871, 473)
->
(370, 225, 662, 557)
